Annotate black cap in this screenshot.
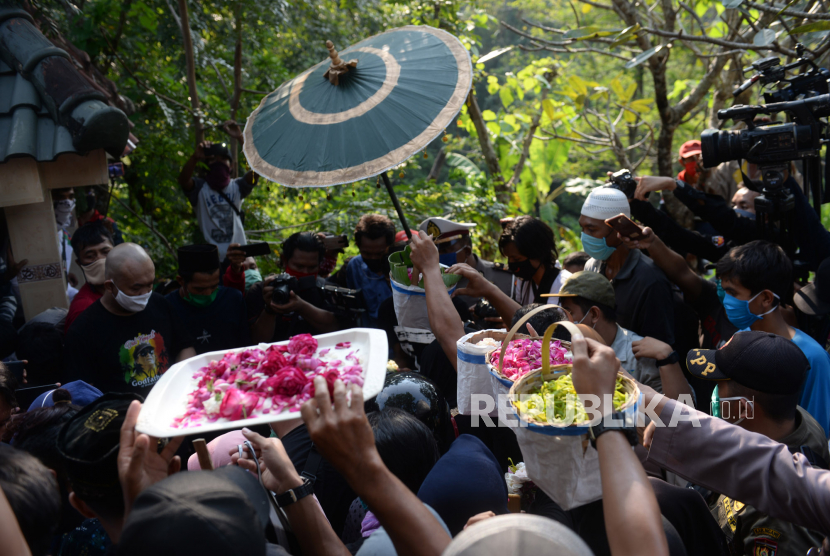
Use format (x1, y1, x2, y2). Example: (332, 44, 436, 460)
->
(795, 257, 830, 316)
(203, 143, 232, 162)
(686, 331, 809, 395)
(118, 466, 270, 555)
(178, 244, 220, 274)
(56, 392, 143, 499)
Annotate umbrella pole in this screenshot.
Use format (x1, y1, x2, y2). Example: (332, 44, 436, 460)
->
(381, 172, 412, 240)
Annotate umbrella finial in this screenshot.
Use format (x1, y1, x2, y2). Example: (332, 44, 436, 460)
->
(324, 40, 358, 86)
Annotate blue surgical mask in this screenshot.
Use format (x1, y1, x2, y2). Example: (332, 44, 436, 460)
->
(439, 250, 462, 267)
(734, 208, 756, 220)
(581, 232, 617, 261)
(716, 279, 726, 303)
(244, 269, 262, 292)
(722, 290, 779, 329)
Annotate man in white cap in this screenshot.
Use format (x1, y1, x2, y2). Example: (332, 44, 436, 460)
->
(579, 188, 676, 345)
(419, 217, 513, 307)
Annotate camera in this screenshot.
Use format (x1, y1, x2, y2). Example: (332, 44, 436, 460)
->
(319, 284, 365, 314)
(473, 298, 500, 320)
(699, 45, 830, 258)
(268, 274, 318, 305)
(700, 96, 828, 168)
(269, 274, 298, 305)
(606, 169, 637, 199)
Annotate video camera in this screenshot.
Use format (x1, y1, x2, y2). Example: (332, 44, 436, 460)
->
(699, 44, 830, 256)
(606, 168, 638, 200)
(319, 284, 365, 314)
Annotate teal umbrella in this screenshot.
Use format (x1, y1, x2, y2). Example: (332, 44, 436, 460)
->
(242, 25, 472, 235)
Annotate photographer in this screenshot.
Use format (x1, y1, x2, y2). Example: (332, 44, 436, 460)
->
(633, 170, 830, 271)
(177, 128, 258, 260)
(248, 232, 341, 343)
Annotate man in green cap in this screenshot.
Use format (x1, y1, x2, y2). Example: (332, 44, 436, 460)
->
(549, 271, 693, 400)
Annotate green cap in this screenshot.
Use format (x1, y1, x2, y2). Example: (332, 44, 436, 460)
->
(544, 271, 616, 308)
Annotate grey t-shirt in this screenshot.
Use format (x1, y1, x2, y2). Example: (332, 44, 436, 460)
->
(186, 177, 254, 259)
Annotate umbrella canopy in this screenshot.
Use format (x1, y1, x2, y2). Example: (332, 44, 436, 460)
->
(242, 25, 472, 188)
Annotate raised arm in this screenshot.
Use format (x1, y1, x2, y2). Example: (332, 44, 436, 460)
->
(232, 428, 350, 556)
(645, 396, 830, 535)
(409, 232, 466, 371)
(620, 226, 704, 304)
(302, 378, 452, 556)
(178, 141, 207, 192)
(571, 335, 669, 556)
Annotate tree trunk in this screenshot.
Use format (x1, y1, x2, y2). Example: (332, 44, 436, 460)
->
(177, 0, 203, 146)
(230, 2, 243, 178)
(465, 90, 506, 201)
(656, 124, 676, 177)
(508, 86, 549, 187)
(427, 148, 446, 181)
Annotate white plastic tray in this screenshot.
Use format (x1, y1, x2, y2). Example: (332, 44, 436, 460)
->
(136, 328, 388, 437)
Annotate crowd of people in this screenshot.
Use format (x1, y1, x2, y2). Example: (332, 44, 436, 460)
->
(1, 136, 830, 556)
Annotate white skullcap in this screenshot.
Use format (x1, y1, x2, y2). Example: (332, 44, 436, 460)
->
(444, 515, 593, 556)
(581, 187, 631, 219)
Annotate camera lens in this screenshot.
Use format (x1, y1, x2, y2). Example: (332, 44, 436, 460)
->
(701, 129, 744, 168)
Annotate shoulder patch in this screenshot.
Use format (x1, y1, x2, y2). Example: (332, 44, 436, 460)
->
(712, 235, 725, 247)
(753, 538, 777, 556)
(751, 528, 782, 540)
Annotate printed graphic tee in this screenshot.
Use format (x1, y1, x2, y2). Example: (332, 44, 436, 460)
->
(186, 177, 254, 259)
(64, 293, 194, 396)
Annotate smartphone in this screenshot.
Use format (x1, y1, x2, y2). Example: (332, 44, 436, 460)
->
(321, 234, 348, 250)
(15, 383, 59, 409)
(239, 242, 272, 257)
(4, 361, 25, 383)
(605, 213, 645, 240)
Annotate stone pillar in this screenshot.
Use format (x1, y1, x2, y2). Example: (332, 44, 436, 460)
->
(4, 171, 67, 320)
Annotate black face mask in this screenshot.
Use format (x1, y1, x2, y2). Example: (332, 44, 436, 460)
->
(508, 259, 538, 280)
(364, 258, 389, 274)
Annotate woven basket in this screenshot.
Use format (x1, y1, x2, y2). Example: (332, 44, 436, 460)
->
(507, 321, 640, 436)
(486, 305, 573, 389)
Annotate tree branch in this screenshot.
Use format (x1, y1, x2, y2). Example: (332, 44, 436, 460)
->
(640, 26, 798, 57)
(745, 0, 830, 20)
(508, 81, 551, 188)
(110, 193, 177, 259)
(99, 28, 193, 113)
(246, 214, 334, 235)
(176, 0, 204, 145)
(242, 88, 270, 95)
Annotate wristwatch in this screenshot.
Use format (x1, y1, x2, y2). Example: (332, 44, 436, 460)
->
(588, 411, 638, 450)
(274, 477, 314, 508)
(655, 351, 679, 367)
(674, 178, 687, 189)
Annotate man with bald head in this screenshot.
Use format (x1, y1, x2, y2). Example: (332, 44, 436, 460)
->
(64, 243, 196, 395)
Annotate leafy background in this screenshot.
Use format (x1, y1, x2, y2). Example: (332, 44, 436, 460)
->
(31, 0, 830, 277)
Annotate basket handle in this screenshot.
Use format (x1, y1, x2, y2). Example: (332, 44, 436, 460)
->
(496, 304, 567, 374)
(540, 320, 581, 374)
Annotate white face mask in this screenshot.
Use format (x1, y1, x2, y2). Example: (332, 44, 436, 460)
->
(54, 199, 75, 229)
(111, 283, 152, 313)
(577, 311, 597, 329)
